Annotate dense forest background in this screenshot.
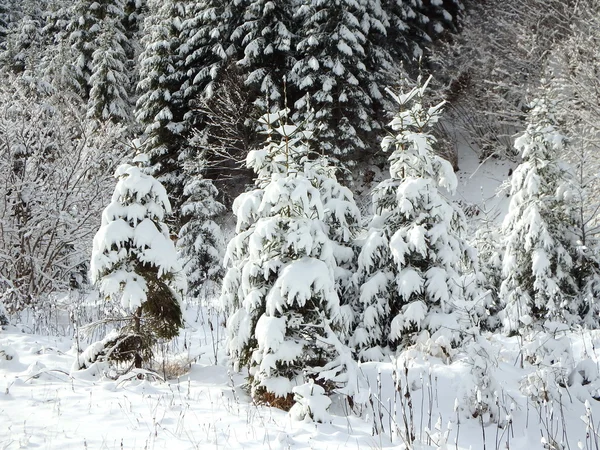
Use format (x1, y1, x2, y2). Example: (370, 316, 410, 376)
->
(3, 0, 600, 416)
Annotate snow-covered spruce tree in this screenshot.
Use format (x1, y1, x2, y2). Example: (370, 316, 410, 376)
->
(472, 206, 503, 330)
(221, 110, 352, 406)
(231, 0, 295, 107)
(412, 0, 463, 43)
(353, 76, 478, 359)
(87, 19, 131, 122)
(312, 157, 361, 317)
(0, 2, 10, 44)
(177, 156, 226, 300)
(135, 0, 187, 200)
(500, 96, 580, 332)
(568, 139, 600, 327)
(89, 155, 185, 369)
(1, 5, 43, 75)
(382, 0, 463, 61)
(380, 0, 421, 60)
(290, 0, 395, 166)
(176, 0, 246, 117)
(68, 0, 129, 99)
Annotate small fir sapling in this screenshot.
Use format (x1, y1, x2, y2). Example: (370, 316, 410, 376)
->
(471, 204, 503, 330)
(177, 161, 225, 299)
(221, 109, 357, 406)
(87, 153, 185, 370)
(0, 300, 7, 326)
(458, 336, 503, 422)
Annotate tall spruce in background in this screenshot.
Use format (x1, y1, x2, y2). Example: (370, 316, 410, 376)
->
(381, 0, 421, 59)
(0, 3, 9, 45)
(135, 0, 187, 207)
(68, 0, 129, 99)
(382, 0, 463, 61)
(232, 0, 296, 108)
(290, 0, 395, 168)
(87, 19, 131, 122)
(180, 1, 244, 100)
(1, 3, 43, 75)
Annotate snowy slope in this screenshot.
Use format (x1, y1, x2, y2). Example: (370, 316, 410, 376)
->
(454, 144, 516, 221)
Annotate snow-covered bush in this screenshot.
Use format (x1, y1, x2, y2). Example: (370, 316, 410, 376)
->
(89, 154, 185, 369)
(0, 300, 7, 327)
(289, 380, 332, 423)
(353, 76, 480, 359)
(520, 327, 600, 405)
(0, 78, 123, 316)
(458, 336, 503, 423)
(500, 96, 579, 332)
(221, 110, 355, 406)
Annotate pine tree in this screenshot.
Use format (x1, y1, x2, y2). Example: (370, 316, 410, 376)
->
(135, 0, 187, 203)
(381, 0, 421, 59)
(500, 96, 579, 332)
(87, 19, 131, 122)
(68, 0, 129, 99)
(381, 0, 463, 62)
(353, 76, 477, 358)
(0, 1, 13, 46)
(89, 154, 185, 369)
(290, 0, 394, 166)
(232, 0, 295, 107)
(221, 110, 349, 404)
(413, 0, 463, 41)
(178, 155, 226, 300)
(177, 0, 242, 109)
(2, 4, 43, 74)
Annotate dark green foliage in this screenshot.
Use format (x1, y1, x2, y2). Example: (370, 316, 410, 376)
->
(142, 276, 183, 340)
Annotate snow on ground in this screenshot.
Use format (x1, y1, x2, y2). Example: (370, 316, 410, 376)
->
(453, 141, 517, 222)
(3, 303, 600, 449)
(0, 306, 382, 450)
